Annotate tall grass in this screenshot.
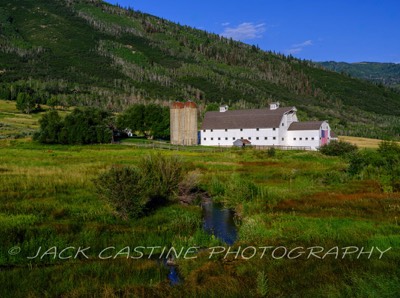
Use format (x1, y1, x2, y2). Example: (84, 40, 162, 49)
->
(1, 139, 399, 296)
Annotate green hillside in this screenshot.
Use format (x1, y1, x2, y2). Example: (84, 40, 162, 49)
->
(319, 61, 400, 90)
(1, 0, 400, 139)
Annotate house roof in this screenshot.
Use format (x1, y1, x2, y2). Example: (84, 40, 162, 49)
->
(288, 121, 324, 131)
(202, 107, 295, 130)
(233, 139, 252, 145)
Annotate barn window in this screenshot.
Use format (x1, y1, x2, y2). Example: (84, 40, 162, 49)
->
(211, 129, 213, 132)
(312, 137, 315, 140)
(225, 137, 228, 140)
(305, 137, 308, 140)
(273, 137, 276, 140)
(282, 138, 284, 141)
(240, 128, 243, 131)
(273, 128, 276, 131)
(293, 138, 296, 141)
(241, 137, 243, 140)
(256, 137, 259, 140)
(282, 123, 284, 126)
(248, 137, 252, 140)
(211, 138, 214, 140)
(218, 137, 221, 140)
(204, 138, 206, 140)
(225, 129, 228, 132)
(203, 129, 206, 132)
(265, 137, 268, 140)
(256, 128, 259, 131)
(233, 137, 236, 140)
(299, 138, 302, 141)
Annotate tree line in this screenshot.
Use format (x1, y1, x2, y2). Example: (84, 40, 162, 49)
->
(34, 104, 170, 144)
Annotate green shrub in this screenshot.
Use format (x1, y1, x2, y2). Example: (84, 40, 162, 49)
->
(16, 92, 36, 114)
(96, 165, 146, 219)
(33, 110, 63, 144)
(138, 153, 184, 206)
(319, 140, 358, 156)
(348, 141, 400, 191)
(267, 147, 276, 157)
(95, 154, 185, 219)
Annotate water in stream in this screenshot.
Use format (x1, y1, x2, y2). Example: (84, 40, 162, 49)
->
(165, 200, 238, 284)
(201, 201, 237, 245)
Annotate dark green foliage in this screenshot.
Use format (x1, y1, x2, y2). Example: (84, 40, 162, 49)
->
(377, 140, 400, 157)
(95, 153, 184, 218)
(117, 104, 145, 134)
(348, 141, 400, 191)
(16, 92, 36, 114)
(96, 165, 146, 219)
(46, 95, 59, 109)
(137, 153, 184, 206)
(117, 104, 169, 139)
(319, 61, 400, 90)
(205, 103, 220, 112)
(33, 110, 63, 144)
(319, 140, 358, 156)
(35, 107, 112, 144)
(59, 108, 112, 144)
(267, 147, 276, 157)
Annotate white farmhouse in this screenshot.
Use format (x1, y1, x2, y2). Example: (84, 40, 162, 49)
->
(200, 103, 332, 150)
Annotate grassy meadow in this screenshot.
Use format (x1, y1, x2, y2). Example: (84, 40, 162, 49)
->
(338, 136, 400, 149)
(0, 100, 399, 297)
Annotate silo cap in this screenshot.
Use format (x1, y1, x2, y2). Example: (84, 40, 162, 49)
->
(171, 102, 185, 109)
(184, 101, 197, 108)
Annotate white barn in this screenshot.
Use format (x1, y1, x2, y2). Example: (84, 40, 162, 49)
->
(200, 103, 332, 150)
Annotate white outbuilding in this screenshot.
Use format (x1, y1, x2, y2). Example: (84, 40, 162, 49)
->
(200, 103, 332, 150)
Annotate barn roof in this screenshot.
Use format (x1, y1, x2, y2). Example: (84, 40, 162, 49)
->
(202, 107, 295, 130)
(288, 121, 324, 131)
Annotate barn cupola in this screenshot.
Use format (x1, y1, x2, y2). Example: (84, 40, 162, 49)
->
(269, 102, 280, 110)
(219, 105, 229, 112)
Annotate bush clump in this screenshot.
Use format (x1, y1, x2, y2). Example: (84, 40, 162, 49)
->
(96, 165, 146, 219)
(96, 154, 184, 219)
(348, 140, 400, 192)
(319, 140, 358, 156)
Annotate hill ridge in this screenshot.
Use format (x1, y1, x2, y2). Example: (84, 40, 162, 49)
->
(0, 0, 399, 139)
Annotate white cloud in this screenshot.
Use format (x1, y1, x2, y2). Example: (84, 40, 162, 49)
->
(221, 22, 230, 27)
(285, 40, 313, 55)
(286, 48, 302, 55)
(221, 22, 266, 40)
(292, 40, 313, 48)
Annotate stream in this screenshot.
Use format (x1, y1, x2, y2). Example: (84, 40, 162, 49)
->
(201, 201, 238, 245)
(166, 200, 238, 285)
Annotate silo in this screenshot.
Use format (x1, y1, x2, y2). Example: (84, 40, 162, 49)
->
(170, 102, 184, 145)
(184, 101, 198, 146)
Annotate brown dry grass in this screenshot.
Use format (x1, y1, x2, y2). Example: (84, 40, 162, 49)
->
(338, 136, 400, 149)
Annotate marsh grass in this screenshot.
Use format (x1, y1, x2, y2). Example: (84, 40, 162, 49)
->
(0, 138, 399, 296)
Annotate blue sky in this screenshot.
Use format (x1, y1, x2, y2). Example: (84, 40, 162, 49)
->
(105, 0, 400, 63)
